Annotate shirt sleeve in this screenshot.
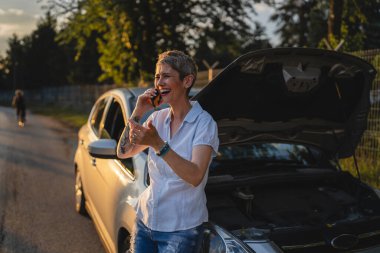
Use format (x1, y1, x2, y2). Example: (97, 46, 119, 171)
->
(193, 113, 219, 157)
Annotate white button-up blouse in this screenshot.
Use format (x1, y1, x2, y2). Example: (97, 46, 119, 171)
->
(136, 101, 219, 232)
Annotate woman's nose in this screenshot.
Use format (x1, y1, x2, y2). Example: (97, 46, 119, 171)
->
(156, 78, 165, 87)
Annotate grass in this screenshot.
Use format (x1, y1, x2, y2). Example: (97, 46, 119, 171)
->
(340, 156, 380, 189)
(30, 104, 89, 130)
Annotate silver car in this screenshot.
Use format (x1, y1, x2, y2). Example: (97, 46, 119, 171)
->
(75, 48, 380, 253)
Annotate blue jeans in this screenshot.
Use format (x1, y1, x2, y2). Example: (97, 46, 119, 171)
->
(130, 219, 204, 253)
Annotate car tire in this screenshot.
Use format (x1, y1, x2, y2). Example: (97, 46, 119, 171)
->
(75, 169, 88, 216)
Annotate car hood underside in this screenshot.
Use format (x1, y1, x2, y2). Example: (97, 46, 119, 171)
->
(194, 48, 377, 158)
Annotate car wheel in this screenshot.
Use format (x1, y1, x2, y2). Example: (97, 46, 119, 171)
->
(75, 169, 87, 216)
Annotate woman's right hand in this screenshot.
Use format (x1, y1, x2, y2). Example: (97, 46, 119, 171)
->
(135, 88, 160, 113)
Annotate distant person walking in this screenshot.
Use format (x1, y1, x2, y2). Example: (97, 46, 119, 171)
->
(12, 89, 26, 127)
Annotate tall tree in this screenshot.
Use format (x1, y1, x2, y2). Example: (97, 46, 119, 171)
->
(25, 12, 68, 88)
(320, 0, 380, 51)
(270, 0, 321, 47)
(327, 0, 343, 40)
(63, 34, 102, 85)
(363, 0, 380, 49)
(1, 13, 70, 89)
(271, 0, 380, 51)
(0, 56, 7, 89)
(194, 21, 271, 70)
(354, 0, 380, 50)
(3, 34, 29, 89)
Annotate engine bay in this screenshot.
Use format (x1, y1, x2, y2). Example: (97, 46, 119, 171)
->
(206, 171, 380, 248)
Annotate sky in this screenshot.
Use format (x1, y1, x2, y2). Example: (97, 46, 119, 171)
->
(0, 1, 279, 56)
(0, 0, 47, 55)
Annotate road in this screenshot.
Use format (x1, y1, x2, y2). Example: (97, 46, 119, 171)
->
(0, 106, 105, 253)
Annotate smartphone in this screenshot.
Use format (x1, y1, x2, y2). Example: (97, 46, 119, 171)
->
(150, 89, 162, 108)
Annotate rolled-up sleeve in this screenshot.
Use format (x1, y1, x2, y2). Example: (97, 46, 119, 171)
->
(193, 114, 219, 157)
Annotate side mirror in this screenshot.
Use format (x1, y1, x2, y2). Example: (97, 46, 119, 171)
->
(88, 139, 117, 159)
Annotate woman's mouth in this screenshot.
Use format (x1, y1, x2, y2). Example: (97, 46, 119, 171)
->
(160, 89, 171, 96)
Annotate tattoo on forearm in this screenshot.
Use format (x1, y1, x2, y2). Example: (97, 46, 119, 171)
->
(119, 125, 132, 154)
(119, 115, 140, 154)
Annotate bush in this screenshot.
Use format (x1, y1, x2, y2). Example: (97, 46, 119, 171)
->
(340, 155, 380, 188)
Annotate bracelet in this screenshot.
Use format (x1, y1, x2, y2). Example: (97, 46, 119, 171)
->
(156, 142, 170, 157)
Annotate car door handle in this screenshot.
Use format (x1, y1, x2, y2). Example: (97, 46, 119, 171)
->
(80, 139, 84, 145)
(92, 158, 96, 166)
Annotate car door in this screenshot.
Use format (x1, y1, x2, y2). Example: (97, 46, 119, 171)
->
(80, 96, 110, 215)
(90, 96, 136, 247)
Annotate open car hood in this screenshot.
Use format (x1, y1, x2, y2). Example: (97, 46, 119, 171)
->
(194, 48, 377, 158)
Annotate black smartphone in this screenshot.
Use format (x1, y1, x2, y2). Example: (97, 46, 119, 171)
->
(150, 89, 162, 108)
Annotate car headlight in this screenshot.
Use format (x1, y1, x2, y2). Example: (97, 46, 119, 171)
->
(213, 225, 253, 253)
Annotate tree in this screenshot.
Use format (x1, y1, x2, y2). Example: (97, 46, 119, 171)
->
(63, 34, 102, 85)
(358, 0, 380, 50)
(194, 21, 271, 70)
(0, 55, 10, 89)
(270, 0, 380, 51)
(25, 12, 68, 88)
(270, 0, 321, 47)
(4, 34, 29, 89)
(320, 0, 380, 51)
(46, 0, 262, 85)
(1, 13, 70, 89)
(327, 0, 343, 40)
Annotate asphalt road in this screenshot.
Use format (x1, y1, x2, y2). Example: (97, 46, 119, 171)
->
(0, 106, 105, 253)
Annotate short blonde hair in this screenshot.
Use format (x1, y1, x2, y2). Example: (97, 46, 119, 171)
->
(156, 50, 198, 92)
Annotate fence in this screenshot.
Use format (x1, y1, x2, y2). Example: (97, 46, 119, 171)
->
(0, 69, 219, 113)
(0, 84, 118, 114)
(351, 49, 380, 163)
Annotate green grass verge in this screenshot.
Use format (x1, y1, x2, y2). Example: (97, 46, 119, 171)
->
(30, 105, 88, 130)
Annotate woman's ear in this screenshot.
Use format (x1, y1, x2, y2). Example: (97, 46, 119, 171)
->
(183, 75, 194, 88)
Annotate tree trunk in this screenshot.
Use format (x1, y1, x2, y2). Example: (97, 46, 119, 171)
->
(328, 0, 343, 39)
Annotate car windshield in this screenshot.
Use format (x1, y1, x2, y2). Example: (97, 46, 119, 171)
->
(216, 143, 313, 163)
(210, 143, 334, 176)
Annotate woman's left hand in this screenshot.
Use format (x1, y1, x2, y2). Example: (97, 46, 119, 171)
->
(128, 119, 163, 150)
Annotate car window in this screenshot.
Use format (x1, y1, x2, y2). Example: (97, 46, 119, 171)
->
(102, 99, 125, 140)
(101, 98, 134, 174)
(91, 98, 108, 136)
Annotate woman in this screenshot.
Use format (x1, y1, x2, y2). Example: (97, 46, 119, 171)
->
(117, 50, 219, 253)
